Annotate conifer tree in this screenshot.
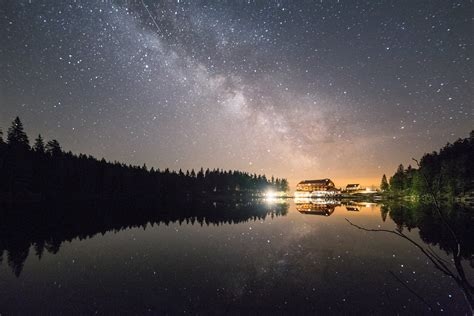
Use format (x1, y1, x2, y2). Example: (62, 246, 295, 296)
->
(46, 139, 62, 156)
(390, 164, 405, 192)
(380, 174, 389, 191)
(7, 117, 30, 149)
(33, 134, 45, 153)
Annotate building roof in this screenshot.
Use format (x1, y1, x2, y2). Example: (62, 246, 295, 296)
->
(298, 178, 333, 185)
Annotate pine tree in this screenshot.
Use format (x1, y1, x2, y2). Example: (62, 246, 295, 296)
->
(396, 164, 404, 174)
(275, 178, 281, 190)
(390, 164, 405, 192)
(46, 139, 62, 156)
(280, 179, 289, 192)
(411, 171, 426, 196)
(0, 128, 4, 144)
(33, 134, 45, 153)
(380, 174, 389, 191)
(7, 117, 30, 149)
(197, 167, 204, 180)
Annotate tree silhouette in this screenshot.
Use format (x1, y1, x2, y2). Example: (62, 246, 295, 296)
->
(380, 174, 389, 191)
(7, 117, 30, 149)
(389, 164, 405, 192)
(280, 178, 289, 191)
(0, 116, 287, 200)
(45, 139, 62, 156)
(33, 134, 46, 153)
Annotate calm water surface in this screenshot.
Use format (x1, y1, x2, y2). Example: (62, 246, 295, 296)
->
(0, 199, 472, 314)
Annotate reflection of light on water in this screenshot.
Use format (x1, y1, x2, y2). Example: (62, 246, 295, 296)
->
(294, 198, 341, 217)
(263, 191, 289, 204)
(294, 197, 312, 204)
(294, 191, 311, 198)
(264, 190, 278, 198)
(263, 190, 288, 198)
(263, 197, 288, 204)
(294, 197, 340, 205)
(347, 202, 378, 211)
(360, 202, 377, 208)
(293, 198, 382, 217)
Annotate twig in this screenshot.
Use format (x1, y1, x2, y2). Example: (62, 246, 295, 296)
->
(345, 218, 455, 278)
(345, 217, 473, 313)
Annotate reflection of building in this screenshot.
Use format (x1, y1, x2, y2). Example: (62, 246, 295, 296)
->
(295, 179, 340, 197)
(345, 206, 360, 211)
(295, 198, 340, 216)
(345, 184, 360, 192)
(345, 201, 377, 211)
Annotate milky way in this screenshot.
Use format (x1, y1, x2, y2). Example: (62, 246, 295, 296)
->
(1, 0, 472, 187)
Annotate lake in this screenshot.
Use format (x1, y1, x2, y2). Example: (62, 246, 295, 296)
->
(0, 199, 472, 314)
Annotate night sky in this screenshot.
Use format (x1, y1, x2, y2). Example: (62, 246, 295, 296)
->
(1, 0, 472, 188)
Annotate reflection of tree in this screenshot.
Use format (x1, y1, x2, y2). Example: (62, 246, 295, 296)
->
(45, 239, 61, 254)
(346, 202, 474, 313)
(6, 244, 30, 277)
(380, 205, 389, 222)
(0, 198, 288, 277)
(386, 203, 473, 260)
(34, 240, 45, 259)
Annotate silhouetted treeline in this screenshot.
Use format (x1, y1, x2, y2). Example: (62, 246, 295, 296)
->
(0, 198, 289, 277)
(381, 130, 474, 199)
(0, 117, 289, 201)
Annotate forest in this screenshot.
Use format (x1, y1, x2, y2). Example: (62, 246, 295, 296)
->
(380, 130, 474, 199)
(0, 117, 289, 202)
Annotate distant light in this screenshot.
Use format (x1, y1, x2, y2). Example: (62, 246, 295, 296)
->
(265, 190, 277, 198)
(294, 191, 311, 198)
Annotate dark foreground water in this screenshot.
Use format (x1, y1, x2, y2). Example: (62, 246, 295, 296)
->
(0, 198, 472, 314)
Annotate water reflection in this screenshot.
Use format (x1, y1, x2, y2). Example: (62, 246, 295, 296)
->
(345, 205, 360, 212)
(294, 198, 340, 216)
(0, 199, 289, 277)
(295, 198, 380, 216)
(349, 202, 474, 312)
(294, 198, 473, 311)
(380, 202, 473, 263)
(0, 198, 472, 314)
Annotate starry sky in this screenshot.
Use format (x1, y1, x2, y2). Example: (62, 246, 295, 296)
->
(1, 0, 472, 188)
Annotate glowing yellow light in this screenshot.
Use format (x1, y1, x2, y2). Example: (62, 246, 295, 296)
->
(265, 190, 277, 198)
(294, 191, 311, 198)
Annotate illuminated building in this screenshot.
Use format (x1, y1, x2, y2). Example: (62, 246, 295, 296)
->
(345, 184, 361, 192)
(295, 178, 340, 197)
